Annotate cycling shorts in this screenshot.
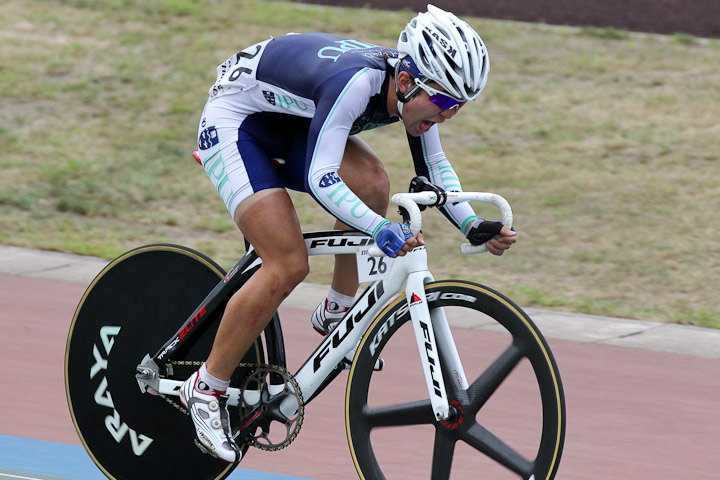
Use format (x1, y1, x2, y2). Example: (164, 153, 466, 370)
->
(195, 94, 312, 220)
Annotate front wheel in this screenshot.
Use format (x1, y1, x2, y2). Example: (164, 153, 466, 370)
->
(346, 280, 565, 480)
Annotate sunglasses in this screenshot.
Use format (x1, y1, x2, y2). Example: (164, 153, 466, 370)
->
(413, 78, 466, 111)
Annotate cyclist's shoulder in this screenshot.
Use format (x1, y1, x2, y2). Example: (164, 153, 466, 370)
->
(258, 33, 390, 103)
(264, 32, 394, 71)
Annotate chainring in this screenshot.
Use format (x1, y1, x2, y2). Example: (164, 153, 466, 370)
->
(236, 364, 304, 452)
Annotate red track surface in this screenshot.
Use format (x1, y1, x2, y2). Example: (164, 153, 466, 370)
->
(2, 272, 719, 479)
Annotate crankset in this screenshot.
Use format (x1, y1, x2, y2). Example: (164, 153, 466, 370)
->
(234, 364, 304, 451)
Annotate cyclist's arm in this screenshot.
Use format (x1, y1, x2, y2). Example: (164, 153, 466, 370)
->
(407, 126, 478, 235)
(305, 69, 389, 238)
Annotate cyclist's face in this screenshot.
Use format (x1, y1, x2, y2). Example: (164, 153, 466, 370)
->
(401, 80, 462, 137)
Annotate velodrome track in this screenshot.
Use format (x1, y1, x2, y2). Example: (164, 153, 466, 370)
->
(1, 246, 719, 479)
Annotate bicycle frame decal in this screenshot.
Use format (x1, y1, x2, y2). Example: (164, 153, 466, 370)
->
(418, 319, 443, 398)
(368, 302, 408, 356)
(406, 271, 450, 420)
(154, 251, 261, 363)
(409, 292, 423, 306)
(154, 304, 209, 362)
(304, 231, 373, 256)
(223, 265, 240, 283)
(178, 305, 208, 340)
(311, 280, 385, 373)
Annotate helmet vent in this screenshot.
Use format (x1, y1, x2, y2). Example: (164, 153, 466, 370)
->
(396, 4, 490, 101)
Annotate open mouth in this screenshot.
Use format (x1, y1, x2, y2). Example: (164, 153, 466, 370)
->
(420, 120, 434, 132)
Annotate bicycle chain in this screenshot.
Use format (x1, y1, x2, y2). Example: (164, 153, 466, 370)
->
(159, 360, 304, 452)
(156, 360, 202, 415)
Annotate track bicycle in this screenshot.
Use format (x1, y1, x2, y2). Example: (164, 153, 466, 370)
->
(65, 177, 565, 480)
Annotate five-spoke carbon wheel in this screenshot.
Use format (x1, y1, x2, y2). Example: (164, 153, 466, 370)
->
(346, 281, 565, 480)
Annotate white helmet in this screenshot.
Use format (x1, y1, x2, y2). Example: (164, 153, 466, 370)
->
(397, 4, 489, 101)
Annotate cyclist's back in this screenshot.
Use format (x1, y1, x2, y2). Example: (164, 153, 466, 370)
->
(199, 32, 480, 238)
(199, 32, 406, 236)
(209, 32, 396, 115)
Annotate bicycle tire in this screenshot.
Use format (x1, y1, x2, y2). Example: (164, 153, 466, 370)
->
(346, 280, 565, 480)
(65, 244, 263, 480)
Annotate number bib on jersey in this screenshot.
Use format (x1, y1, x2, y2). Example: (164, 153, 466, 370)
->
(209, 39, 270, 99)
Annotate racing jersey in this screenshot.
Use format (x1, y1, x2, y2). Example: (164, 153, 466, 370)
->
(207, 32, 477, 237)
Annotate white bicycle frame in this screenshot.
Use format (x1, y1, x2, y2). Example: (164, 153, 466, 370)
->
(145, 190, 512, 422)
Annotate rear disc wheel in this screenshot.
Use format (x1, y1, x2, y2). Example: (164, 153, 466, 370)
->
(65, 245, 260, 480)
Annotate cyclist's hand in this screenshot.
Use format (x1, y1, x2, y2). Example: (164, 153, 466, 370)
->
(374, 222, 423, 257)
(465, 219, 517, 256)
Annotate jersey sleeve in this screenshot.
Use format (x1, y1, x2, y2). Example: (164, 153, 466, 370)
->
(305, 68, 389, 237)
(408, 126, 478, 234)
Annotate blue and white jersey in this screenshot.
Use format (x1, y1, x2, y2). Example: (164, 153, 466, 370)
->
(204, 33, 477, 237)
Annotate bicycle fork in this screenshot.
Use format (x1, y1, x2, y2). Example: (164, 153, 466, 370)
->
(405, 271, 469, 421)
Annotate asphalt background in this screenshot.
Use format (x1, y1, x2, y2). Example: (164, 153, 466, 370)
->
(1, 245, 719, 479)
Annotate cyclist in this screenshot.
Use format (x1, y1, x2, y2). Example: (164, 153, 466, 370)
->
(181, 4, 517, 463)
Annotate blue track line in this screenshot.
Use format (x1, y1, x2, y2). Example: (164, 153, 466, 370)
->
(0, 435, 315, 480)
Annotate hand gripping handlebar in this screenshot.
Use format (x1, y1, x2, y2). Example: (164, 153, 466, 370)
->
(369, 191, 513, 257)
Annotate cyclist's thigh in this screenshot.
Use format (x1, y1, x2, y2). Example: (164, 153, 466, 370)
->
(234, 188, 308, 272)
(196, 101, 286, 222)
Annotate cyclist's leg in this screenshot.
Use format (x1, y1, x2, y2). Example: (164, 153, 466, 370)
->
(310, 137, 388, 337)
(183, 188, 307, 463)
(190, 104, 309, 461)
(331, 136, 390, 296)
(198, 105, 310, 380)
(205, 188, 308, 380)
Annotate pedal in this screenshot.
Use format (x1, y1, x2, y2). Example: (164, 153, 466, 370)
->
(193, 438, 214, 457)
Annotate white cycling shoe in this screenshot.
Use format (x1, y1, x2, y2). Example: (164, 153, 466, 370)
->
(311, 298, 384, 370)
(180, 370, 241, 463)
(311, 298, 347, 336)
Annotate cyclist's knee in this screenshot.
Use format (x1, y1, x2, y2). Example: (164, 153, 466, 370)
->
(356, 163, 389, 214)
(340, 148, 390, 214)
(283, 255, 310, 286)
(263, 251, 309, 289)
(368, 166, 390, 213)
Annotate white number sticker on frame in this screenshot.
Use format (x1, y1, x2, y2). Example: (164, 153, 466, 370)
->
(355, 247, 393, 283)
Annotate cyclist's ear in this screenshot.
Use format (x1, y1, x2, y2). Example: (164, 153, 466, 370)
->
(396, 71, 413, 94)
